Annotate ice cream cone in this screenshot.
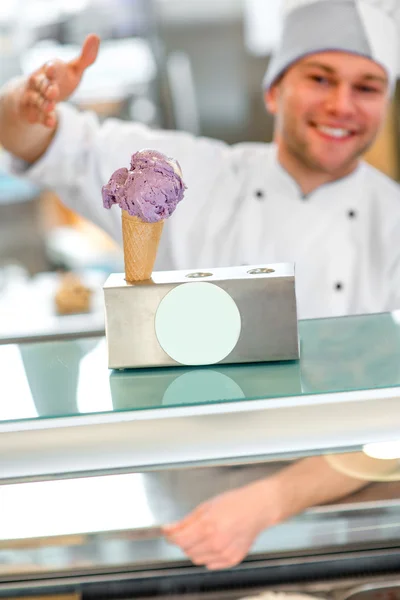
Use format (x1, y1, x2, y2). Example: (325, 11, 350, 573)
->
(122, 210, 164, 282)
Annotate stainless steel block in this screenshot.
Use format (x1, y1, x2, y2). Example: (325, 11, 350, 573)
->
(103, 263, 299, 369)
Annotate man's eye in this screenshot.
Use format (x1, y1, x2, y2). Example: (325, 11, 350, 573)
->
(356, 85, 379, 93)
(309, 75, 329, 85)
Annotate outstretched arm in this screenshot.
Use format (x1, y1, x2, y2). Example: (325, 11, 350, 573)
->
(0, 34, 100, 163)
(163, 455, 368, 570)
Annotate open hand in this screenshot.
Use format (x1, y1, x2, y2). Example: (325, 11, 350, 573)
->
(19, 34, 100, 128)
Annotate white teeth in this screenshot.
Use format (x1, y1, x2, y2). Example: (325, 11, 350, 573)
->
(316, 125, 351, 138)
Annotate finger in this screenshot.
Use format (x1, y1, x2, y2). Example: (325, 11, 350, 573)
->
(165, 518, 212, 549)
(24, 106, 40, 125)
(36, 68, 60, 97)
(162, 522, 178, 534)
(22, 89, 56, 127)
(211, 536, 250, 568)
(25, 89, 56, 113)
(28, 72, 56, 102)
(43, 111, 57, 128)
(183, 540, 228, 566)
(192, 554, 219, 566)
(185, 541, 220, 565)
(188, 532, 241, 563)
(163, 518, 198, 538)
(28, 72, 43, 93)
(206, 549, 244, 570)
(31, 72, 48, 94)
(44, 83, 59, 102)
(164, 513, 197, 533)
(71, 33, 100, 75)
(207, 562, 232, 571)
(166, 503, 208, 533)
(43, 61, 59, 81)
(22, 90, 44, 122)
(166, 528, 208, 551)
(28, 74, 59, 111)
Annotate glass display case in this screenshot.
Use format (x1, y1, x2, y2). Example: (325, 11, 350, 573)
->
(1, 312, 400, 597)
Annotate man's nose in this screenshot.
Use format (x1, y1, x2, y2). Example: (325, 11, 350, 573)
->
(325, 84, 356, 117)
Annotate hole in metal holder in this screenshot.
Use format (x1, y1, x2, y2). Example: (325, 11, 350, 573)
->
(247, 267, 275, 275)
(185, 272, 213, 279)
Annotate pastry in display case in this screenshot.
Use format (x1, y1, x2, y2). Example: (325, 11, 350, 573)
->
(54, 272, 93, 315)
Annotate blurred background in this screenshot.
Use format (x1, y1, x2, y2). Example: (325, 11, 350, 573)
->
(0, 0, 399, 342)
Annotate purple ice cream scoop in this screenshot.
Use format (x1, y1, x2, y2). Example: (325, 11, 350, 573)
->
(102, 149, 186, 223)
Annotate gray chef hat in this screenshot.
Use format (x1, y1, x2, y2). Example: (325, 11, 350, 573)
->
(263, 0, 399, 92)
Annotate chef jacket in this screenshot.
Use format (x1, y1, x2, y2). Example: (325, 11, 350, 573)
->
(9, 102, 400, 320)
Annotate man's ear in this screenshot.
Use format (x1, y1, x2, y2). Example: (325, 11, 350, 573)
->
(264, 86, 278, 115)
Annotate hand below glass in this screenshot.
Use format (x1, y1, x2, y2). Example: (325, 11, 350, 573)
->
(162, 480, 279, 570)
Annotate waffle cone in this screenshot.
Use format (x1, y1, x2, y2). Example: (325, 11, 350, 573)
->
(122, 211, 164, 282)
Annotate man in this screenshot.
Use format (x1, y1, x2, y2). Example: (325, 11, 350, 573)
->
(2, 0, 400, 318)
(0, 0, 397, 571)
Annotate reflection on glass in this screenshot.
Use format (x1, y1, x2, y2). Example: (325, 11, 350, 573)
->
(161, 370, 245, 405)
(0, 473, 154, 542)
(77, 339, 113, 413)
(299, 313, 400, 393)
(0, 345, 37, 420)
(109, 360, 302, 411)
(18, 341, 85, 417)
(2, 313, 400, 423)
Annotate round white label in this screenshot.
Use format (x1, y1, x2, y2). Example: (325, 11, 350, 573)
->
(155, 282, 241, 365)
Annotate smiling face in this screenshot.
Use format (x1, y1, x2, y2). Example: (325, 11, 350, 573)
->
(265, 51, 390, 184)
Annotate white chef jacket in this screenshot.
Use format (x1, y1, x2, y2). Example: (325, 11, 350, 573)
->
(9, 102, 400, 320)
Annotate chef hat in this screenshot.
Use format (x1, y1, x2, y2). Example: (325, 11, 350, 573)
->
(263, 0, 399, 92)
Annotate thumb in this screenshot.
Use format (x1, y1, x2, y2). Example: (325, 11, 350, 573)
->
(71, 34, 100, 76)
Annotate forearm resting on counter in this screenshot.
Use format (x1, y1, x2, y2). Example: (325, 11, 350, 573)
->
(268, 456, 369, 526)
(0, 77, 57, 164)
